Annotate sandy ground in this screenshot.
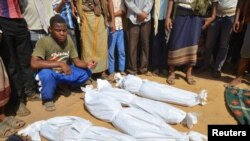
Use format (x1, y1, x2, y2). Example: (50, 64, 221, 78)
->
(16, 69, 250, 140)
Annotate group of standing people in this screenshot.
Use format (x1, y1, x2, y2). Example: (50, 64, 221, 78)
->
(0, 0, 250, 138)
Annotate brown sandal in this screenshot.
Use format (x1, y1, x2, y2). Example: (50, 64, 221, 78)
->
(0, 122, 17, 138)
(167, 75, 175, 85)
(16, 103, 31, 117)
(44, 101, 56, 111)
(3, 116, 25, 129)
(186, 76, 196, 85)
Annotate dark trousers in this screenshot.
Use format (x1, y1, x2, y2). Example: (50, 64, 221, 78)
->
(127, 20, 151, 74)
(204, 16, 234, 72)
(150, 20, 168, 71)
(0, 18, 34, 103)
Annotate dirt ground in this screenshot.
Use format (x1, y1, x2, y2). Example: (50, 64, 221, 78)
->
(17, 69, 250, 140)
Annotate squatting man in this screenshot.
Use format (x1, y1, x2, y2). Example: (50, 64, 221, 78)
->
(31, 15, 97, 111)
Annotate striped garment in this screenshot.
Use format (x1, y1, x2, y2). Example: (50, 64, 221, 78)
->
(0, 57, 10, 107)
(0, 0, 22, 18)
(168, 7, 203, 66)
(52, 0, 75, 29)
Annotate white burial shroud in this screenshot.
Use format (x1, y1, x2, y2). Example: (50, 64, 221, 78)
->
(18, 116, 138, 141)
(95, 79, 197, 128)
(84, 89, 207, 141)
(115, 74, 207, 107)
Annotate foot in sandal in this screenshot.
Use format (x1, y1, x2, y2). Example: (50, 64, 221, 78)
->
(167, 74, 175, 85)
(3, 116, 25, 129)
(44, 101, 56, 111)
(186, 75, 196, 85)
(16, 103, 31, 117)
(0, 122, 16, 138)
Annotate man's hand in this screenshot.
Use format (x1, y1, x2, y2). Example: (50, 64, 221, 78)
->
(110, 20, 116, 32)
(87, 60, 97, 69)
(60, 62, 71, 75)
(233, 21, 244, 33)
(137, 11, 148, 22)
(71, 5, 78, 19)
(202, 17, 215, 30)
(165, 18, 172, 32)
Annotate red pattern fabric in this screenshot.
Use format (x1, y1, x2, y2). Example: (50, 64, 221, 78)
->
(0, 57, 10, 107)
(0, 0, 22, 18)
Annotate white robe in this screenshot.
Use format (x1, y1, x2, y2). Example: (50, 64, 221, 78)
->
(96, 79, 197, 128)
(18, 116, 138, 141)
(84, 90, 207, 141)
(116, 74, 207, 107)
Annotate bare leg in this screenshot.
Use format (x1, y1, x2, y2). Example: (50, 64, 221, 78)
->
(0, 106, 5, 121)
(186, 65, 196, 85)
(186, 65, 193, 76)
(228, 58, 249, 86)
(167, 65, 175, 85)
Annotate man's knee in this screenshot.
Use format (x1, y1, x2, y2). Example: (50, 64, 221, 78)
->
(36, 69, 55, 81)
(78, 68, 92, 83)
(85, 69, 92, 78)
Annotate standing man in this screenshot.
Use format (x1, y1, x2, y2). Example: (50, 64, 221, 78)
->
(150, 0, 168, 76)
(107, 0, 126, 80)
(75, 0, 115, 78)
(125, 0, 154, 75)
(198, 0, 238, 78)
(20, 0, 56, 100)
(0, 0, 35, 116)
(165, 0, 217, 85)
(228, 0, 250, 86)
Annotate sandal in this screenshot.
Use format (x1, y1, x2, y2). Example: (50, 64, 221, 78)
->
(27, 93, 41, 101)
(16, 103, 31, 117)
(44, 101, 56, 111)
(0, 122, 17, 138)
(167, 75, 175, 85)
(3, 116, 25, 129)
(186, 76, 196, 85)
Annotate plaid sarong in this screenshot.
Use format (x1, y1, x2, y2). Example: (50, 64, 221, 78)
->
(0, 57, 10, 107)
(225, 87, 250, 125)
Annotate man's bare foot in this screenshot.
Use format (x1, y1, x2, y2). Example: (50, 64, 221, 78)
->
(226, 77, 242, 87)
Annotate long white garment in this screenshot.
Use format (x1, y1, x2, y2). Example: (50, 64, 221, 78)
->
(84, 90, 207, 141)
(18, 116, 138, 141)
(115, 74, 207, 107)
(96, 79, 197, 128)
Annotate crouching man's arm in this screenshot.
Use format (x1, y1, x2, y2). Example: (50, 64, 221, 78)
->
(31, 56, 71, 75)
(72, 58, 97, 70)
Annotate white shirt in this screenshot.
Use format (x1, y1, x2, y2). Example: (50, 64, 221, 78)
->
(153, 0, 168, 20)
(112, 0, 126, 30)
(125, 0, 154, 25)
(176, 0, 218, 9)
(21, 0, 55, 33)
(216, 0, 237, 17)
